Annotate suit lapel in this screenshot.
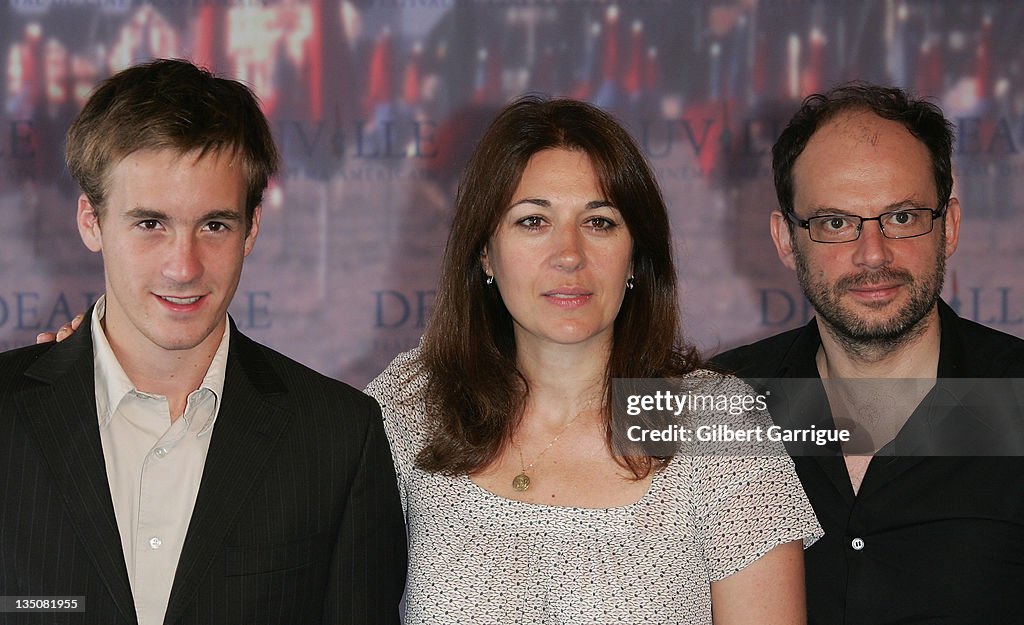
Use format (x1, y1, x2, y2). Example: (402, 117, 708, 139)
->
(163, 326, 292, 625)
(19, 313, 138, 624)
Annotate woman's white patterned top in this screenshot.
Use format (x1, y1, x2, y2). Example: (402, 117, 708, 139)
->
(366, 348, 821, 625)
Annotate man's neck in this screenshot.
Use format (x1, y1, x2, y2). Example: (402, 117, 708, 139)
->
(102, 319, 224, 420)
(815, 307, 942, 380)
(816, 308, 942, 494)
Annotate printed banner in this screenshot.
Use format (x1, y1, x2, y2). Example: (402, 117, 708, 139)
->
(2, 0, 1022, 385)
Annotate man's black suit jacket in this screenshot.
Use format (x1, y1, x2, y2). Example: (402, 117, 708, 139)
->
(0, 311, 407, 625)
(713, 300, 1024, 625)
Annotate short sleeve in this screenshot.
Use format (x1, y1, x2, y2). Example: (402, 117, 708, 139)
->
(364, 348, 429, 517)
(684, 372, 822, 581)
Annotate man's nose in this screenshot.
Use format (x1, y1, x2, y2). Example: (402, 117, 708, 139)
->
(162, 236, 204, 283)
(851, 219, 893, 269)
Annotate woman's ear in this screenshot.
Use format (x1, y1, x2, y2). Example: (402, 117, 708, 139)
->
(480, 245, 492, 277)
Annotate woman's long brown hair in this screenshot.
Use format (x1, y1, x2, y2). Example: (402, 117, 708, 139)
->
(418, 95, 700, 479)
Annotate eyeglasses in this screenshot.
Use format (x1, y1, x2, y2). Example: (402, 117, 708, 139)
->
(787, 206, 946, 244)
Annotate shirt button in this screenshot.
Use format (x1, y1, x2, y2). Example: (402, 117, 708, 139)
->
(153, 447, 168, 458)
(851, 537, 865, 551)
(149, 537, 162, 550)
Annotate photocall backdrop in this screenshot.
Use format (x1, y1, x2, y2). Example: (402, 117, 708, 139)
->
(2, 0, 1022, 387)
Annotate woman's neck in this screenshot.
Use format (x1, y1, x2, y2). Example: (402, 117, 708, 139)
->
(515, 337, 609, 429)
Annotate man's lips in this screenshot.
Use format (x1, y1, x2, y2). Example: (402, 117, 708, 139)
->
(155, 294, 206, 310)
(837, 269, 912, 302)
(847, 283, 902, 300)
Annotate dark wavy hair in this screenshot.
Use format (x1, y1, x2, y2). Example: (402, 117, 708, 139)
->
(417, 95, 701, 479)
(773, 81, 955, 223)
(66, 58, 279, 232)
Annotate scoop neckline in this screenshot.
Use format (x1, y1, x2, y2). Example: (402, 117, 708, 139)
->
(462, 456, 673, 513)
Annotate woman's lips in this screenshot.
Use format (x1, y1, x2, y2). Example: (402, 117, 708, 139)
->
(542, 289, 593, 308)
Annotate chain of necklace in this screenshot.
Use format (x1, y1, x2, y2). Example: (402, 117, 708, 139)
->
(511, 406, 589, 492)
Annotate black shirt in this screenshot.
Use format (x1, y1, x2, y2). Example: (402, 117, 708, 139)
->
(712, 300, 1024, 625)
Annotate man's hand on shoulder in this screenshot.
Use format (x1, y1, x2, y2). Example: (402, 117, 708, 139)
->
(35, 313, 84, 344)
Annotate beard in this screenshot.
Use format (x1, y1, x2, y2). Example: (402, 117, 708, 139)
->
(793, 234, 946, 354)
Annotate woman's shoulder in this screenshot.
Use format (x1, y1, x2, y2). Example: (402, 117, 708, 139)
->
(668, 367, 767, 415)
(366, 347, 428, 398)
(365, 347, 432, 457)
(665, 368, 777, 455)
(678, 367, 759, 393)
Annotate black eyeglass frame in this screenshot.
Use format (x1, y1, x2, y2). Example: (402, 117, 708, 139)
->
(785, 205, 948, 244)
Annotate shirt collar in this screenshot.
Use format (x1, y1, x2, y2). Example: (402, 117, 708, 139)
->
(934, 299, 959, 378)
(92, 294, 230, 433)
(778, 300, 955, 379)
(776, 317, 826, 378)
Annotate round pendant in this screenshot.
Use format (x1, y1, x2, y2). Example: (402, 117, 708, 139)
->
(512, 473, 531, 491)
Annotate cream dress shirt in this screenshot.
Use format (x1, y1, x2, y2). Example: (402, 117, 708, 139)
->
(91, 296, 228, 625)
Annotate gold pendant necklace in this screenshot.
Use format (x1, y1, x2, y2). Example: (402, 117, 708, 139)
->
(512, 472, 531, 491)
(512, 407, 587, 492)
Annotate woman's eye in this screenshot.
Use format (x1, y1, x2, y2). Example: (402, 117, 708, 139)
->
(517, 216, 545, 229)
(587, 216, 617, 230)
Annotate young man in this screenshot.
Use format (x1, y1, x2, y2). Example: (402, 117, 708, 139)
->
(0, 59, 406, 625)
(714, 83, 1024, 624)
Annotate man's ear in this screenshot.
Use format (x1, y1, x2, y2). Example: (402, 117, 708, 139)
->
(770, 210, 798, 271)
(244, 205, 261, 256)
(77, 195, 103, 253)
(942, 198, 961, 259)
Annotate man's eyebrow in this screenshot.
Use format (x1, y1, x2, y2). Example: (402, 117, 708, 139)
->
(124, 207, 169, 221)
(200, 210, 244, 222)
(807, 198, 931, 217)
(122, 208, 243, 222)
(884, 199, 932, 210)
(807, 206, 846, 216)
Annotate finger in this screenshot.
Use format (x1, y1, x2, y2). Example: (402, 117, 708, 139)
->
(36, 332, 58, 344)
(55, 324, 74, 342)
(70, 314, 84, 330)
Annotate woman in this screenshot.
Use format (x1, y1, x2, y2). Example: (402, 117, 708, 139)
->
(366, 96, 820, 624)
